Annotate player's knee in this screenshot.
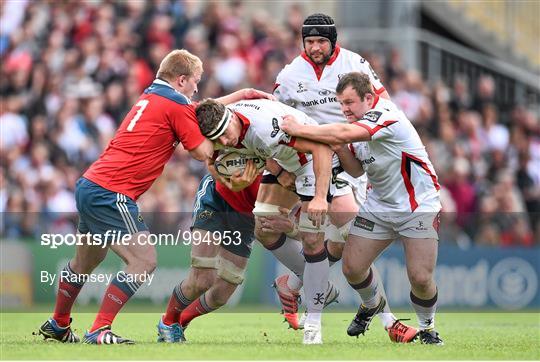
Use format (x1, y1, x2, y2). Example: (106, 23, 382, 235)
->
(342, 260, 367, 283)
(300, 232, 322, 254)
(326, 241, 344, 259)
(409, 271, 434, 292)
(255, 228, 280, 248)
(341, 262, 356, 282)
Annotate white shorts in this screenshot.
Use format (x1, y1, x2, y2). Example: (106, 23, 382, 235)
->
(294, 163, 337, 200)
(333, 171, 367, 204)
(349, 204, 441, 240)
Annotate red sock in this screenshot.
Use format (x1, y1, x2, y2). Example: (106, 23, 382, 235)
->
(179, 295, 215, 327)
(53, 263, 85, 327)
(90, 271, 141, 332)
(163, 283, 192, 326)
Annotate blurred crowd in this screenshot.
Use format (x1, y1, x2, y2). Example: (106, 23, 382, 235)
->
(1, 1, 538, 247)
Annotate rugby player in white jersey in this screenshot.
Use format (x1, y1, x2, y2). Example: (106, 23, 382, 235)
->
(267, 13, 415, 341)
(195, 98, 335, 344)
(281, 72, 444, 345)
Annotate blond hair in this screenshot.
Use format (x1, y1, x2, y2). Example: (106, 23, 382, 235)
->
(157, 49, 203, 81)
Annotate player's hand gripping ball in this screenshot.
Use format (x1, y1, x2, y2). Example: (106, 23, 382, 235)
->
(214, 151, 266, 179)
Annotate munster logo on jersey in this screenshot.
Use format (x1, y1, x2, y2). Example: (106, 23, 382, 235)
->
(198, 210, 214, 220)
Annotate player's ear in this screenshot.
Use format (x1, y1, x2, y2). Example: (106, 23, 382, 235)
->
(177, 74, 187, 87)
(365, 93, 373, 103)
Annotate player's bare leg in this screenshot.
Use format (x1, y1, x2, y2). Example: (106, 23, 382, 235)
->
(255, 183, 305, 328)
(82, 231, 155, 344)
(327, 193, 398, 330)
(260, 188, 346, 330)
(159, 230, 219, 343)
(255, 183, 299, 249)
(39, 233, 108, 343)
(254, 184, 303, 280)
(70, 234, 110, 274)
(180, 237, 219, 301)
(179, 248, 248, 328)
(294, 192, 397, 330)
(342, 235, 393, 337)
(403, 237, 443, 345)
(292, 193, 356, 329)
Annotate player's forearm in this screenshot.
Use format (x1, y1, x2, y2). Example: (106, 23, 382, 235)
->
(188, 139, 214, 161)
(265, 158, 282, 175)
(334, 146, 364, 177)
(312, 145, 333, 200)
(215, 88, 274, 105)
(294, 124, 360, 145)
(215, 90, 245, 105)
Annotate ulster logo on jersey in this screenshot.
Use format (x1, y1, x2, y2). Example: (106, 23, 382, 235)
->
(318, 89, 331, 96)
(362, 111, 382, 123)
(297, 82, 307, 93)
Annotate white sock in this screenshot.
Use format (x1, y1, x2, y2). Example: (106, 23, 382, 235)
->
(349, 268, 381, 308)
(410, 290, 437, 330)
(303, 250, 329, 325)
(286, 273, 303, 291)
(264, 235, 305, 283)
(305, 312, 322, 326)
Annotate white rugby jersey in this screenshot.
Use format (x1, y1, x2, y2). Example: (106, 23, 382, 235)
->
(348, 97, 441, 213)
(274, 46, 386, 125)
(227, 99, 320, 173)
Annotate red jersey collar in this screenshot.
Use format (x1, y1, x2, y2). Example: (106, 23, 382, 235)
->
(234, 111, 251, 147)
(301, 45, 341, 81)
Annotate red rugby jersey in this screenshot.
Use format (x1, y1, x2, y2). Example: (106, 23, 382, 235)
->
(84, 79, 205, 200)
(215, 175, 261, 213)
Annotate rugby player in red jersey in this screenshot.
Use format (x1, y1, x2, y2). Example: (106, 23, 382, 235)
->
(38, 49, 274, 345)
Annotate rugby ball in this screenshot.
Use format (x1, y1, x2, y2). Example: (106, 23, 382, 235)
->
(214, 151, 266, 178)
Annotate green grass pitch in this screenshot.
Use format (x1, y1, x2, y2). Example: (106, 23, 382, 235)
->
(1, 310, 539, 360)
